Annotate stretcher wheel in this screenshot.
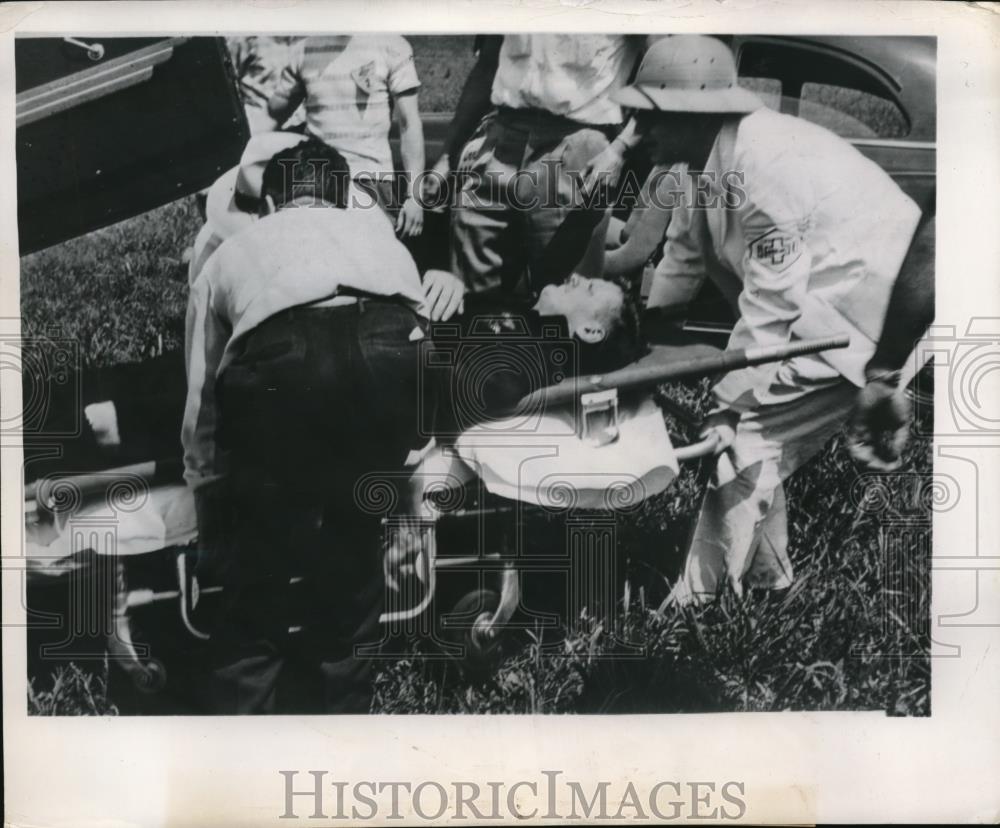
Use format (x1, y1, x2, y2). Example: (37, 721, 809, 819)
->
(444, 588, 504, 675)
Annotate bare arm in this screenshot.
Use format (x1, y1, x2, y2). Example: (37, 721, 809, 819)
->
(847, 210, 935, 471)
(395, 91, 425, 194)
(865, 212, 936, 379)
(441, 35, 502, 164)
(605, 207, 672, 277)
(267, 62, 305, 126)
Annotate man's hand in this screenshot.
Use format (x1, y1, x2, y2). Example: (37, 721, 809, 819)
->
(581, 142, 626, 196)
(582, 140, 627, 196)
(383, 517, 428, 592)
(422, 269, 466, 322)
(700, 408, 742, 455)
(421, 155, 451, 208)
(848, 376, 911, 471)
(84, 400, 121, 450)
(396, 195, 424, 237)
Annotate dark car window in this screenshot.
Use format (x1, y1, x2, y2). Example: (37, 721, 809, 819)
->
(800, 81, 909, 139)
(735, 39, 915, 139)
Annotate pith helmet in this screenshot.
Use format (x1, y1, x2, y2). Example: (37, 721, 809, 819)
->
(613, 35, 763, 114)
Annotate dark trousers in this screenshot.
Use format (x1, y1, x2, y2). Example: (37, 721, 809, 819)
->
(208, 300, 426, 714)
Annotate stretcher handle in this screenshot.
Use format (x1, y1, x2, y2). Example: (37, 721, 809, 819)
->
(674, 432, 722, 462)
(25, 460, 158, 507)
(517, 333, 851, 411)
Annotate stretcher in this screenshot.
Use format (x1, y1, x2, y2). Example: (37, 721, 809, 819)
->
(23, 332, 848, 688)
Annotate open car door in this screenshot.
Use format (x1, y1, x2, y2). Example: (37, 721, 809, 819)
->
(16, 36, 249, 254)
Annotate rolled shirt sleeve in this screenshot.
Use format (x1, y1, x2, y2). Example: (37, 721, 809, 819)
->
(386, 36, 420, 97)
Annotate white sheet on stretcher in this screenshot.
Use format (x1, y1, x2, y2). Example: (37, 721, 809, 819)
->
(425, 394, 678, 510)
(25, 483, 197, 578)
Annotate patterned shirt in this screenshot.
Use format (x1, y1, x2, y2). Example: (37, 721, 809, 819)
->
(491, 34, 640, 125)
(226, 36, 305, 134)
(270, 35, 420, 177)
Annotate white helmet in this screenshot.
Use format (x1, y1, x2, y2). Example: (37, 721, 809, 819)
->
(613, 35, 763, 114)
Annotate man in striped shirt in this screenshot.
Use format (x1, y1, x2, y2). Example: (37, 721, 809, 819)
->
(439, 35, 662, 297)
(225, 36, 306, 134)
(268, 35, 425, 238)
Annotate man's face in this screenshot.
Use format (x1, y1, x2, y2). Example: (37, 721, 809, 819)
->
(534, 274, 625, 344)
(636, 111, 716, 166)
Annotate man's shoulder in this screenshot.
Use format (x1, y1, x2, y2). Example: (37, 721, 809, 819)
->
(734, 108, 798, 157)
(212, 210, 339, 262)
(350, 34, 412, 61)
(735, 107, 856, 163)
(380, 34, 413, 54)
(732, 108, 859, 202)
(210, 207, 416, 295)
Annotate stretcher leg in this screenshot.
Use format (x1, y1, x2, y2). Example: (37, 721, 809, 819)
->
(108, 560, 166, 693)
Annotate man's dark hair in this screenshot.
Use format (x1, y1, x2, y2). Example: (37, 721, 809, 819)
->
(576, 276, 648, 375)
(259, 139, 351, 213)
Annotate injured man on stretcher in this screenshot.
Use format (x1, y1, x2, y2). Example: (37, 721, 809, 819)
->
(401, 275, 689, 521)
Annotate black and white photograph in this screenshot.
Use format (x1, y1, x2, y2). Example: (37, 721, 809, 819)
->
(15, 28, 938, 716)
(2, 1, 998, 825)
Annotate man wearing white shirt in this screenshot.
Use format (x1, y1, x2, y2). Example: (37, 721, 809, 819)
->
(613, 36, 926, 604)
(183, 139, 430, 713)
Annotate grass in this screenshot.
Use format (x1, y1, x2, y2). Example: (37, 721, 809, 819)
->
(411, 36, 477, 114)
(27, 659, 119, 716)
(373, 385, 931, 716)
(20, 198, 196, 369)
(19, 35, 932, 715)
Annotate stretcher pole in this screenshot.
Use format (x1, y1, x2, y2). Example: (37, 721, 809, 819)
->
(517, 334, 851, 411)
(24, 460, 159, 508)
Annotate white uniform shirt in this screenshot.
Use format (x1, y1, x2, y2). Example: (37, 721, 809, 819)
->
(650, 107, 921, 410)
(491, 34, 639, 125)
(183, 206, 426, 489)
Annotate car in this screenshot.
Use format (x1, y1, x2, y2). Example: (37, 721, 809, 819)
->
(15, 36, 248, 254)
(728, 35, 934, 212)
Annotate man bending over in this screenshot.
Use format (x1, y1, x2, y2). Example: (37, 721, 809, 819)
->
(182, 140, 428, 714)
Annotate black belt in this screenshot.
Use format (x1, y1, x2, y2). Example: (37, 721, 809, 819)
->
(275, 292, 412, 322)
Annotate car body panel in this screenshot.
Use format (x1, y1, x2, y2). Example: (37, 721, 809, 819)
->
(730, 35, 935, 214)
(15, 36, 249, 254)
